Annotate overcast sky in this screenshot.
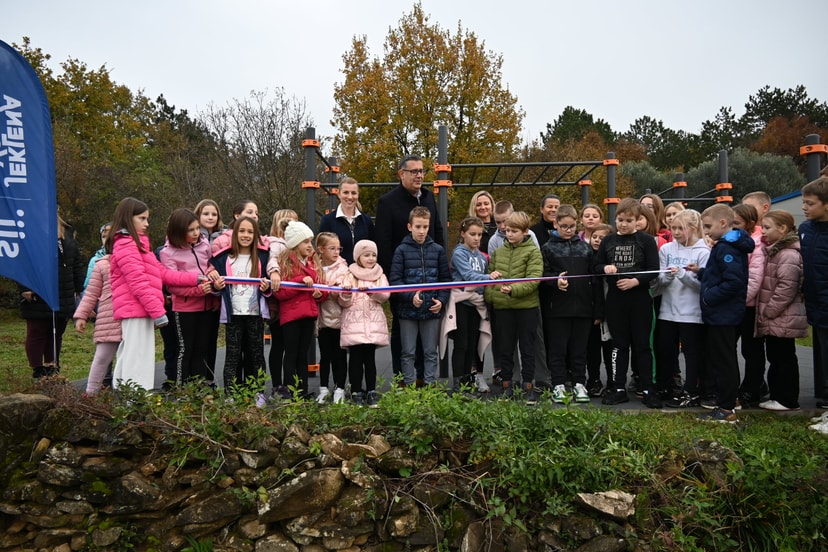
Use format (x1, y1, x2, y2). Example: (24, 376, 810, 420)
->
(3, 0, 826, 151)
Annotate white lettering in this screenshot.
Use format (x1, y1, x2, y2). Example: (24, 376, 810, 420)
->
(6, 126, 23, 140)
(4, 111, 22, 126)
(0, 95, 22, 113)
(3, 177, 25, 187)
(0, 240, 20, 258)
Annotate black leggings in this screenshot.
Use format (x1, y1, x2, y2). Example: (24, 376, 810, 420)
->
(318, 327, 347, 389)
(349, 343, 378, 393)
(224, 316, 265, 388)
(282, 318, 315, 398)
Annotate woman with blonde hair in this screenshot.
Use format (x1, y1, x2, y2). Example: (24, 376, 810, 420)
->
(467, 190, 497, 254)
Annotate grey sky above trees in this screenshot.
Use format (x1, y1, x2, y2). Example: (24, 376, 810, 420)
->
(3, 0, 825, 146)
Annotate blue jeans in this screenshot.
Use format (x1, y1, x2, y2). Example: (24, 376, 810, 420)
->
(400, 318, 440, 385)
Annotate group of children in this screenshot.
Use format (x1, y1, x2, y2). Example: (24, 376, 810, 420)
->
(72, 176, 828, 425)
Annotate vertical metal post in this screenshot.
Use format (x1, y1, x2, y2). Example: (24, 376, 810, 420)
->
(579, 180, 590, 207)
(436, 125, 449, 244)
(605, 152, 617, 223)
(718, 150, 729, 203)
(673, 173, 686, 201)
(304, 127, 317, 231)
(327, 156, 339, 213)
(804, 134, 823, 182)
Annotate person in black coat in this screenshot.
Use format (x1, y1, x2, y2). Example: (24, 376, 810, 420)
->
(375, 155, 445, 379)
(19, 215, 85, 378)
(318, 177, 374, 265)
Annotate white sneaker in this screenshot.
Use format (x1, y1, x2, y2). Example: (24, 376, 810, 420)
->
(474, 372, 490, 393)
(759, 400, 798, 411)
(809, 420, 828, 434)
(316, 387, 330, 404)
(810, 411, 828, 423)
(573, 383, 590, 403)
(552, 384, 567, 403)
(332, 387, 346, 404)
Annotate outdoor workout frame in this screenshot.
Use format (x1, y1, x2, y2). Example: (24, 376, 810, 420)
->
(301, 125, 620, 239)
(651, 133, 827, 205)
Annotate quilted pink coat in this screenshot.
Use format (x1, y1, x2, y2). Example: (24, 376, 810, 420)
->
(338, 272, 390, 348)
(110, 232, 199, 321)
(74, 256, 121, 343)
(755, 232, 808, 339)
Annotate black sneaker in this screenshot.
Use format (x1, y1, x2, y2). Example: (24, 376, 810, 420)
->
(817, 397, 828, 409)
(365, 390, 380, 408)
(602, 389, 629, 405)
(666, 393, 700, 408)
(351, 391, 365, 406)
(492, 370, 504, 385)
(641, 390, 663, 409)
(628, 379, 644, 398)
(501, 381, 513, 399)
(739, 392, 760, 408)
(586, 380, 604, 398)
(522, 382, 538, 405)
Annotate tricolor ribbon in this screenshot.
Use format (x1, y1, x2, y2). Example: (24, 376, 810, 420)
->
(223, 269, 670, 294)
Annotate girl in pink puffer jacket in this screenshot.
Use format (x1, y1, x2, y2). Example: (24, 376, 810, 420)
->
(755, 210, 808, 412)
(339, 240, 390, 407)
(74, 255, 120, 395)
(108, 198, 206, 390)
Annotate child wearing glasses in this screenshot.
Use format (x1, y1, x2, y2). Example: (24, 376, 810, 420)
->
(541, 204, 602, 403)
(315, 232, 350, 404)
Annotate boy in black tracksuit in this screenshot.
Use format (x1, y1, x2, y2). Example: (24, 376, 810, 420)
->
(593, 198, 661, 408)
(541, 205, 603, 403)
(690, 203, 754, 423)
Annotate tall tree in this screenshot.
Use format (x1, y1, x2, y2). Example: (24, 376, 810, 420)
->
(623, 116, 699, 170)
(15, 38, 159, 252)
(741, 85, 828, 139)
(541, 106, 615, 147)
(332, 3, 524, 183)
(200, 89, 313, 223)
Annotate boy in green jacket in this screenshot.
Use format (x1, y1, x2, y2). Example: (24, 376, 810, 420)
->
(485, 211, 543, 402)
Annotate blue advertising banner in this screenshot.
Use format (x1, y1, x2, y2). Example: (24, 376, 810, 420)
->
(0, 40, 58, 310)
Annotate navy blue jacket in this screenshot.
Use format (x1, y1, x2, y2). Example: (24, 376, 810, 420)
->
(799, 219, 828, 328)
(375, 184, 443, 274)
(318, 210, 374, 265)
(389, 234, 450, 320)
(698, 228, 755, 326)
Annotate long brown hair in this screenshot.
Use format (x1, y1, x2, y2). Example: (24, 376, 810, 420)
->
(230, 216, 261, 277)
(106, 197, 149, 253)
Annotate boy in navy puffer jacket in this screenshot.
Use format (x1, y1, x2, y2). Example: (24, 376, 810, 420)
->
(390, 206, 451, 386)
(689, 204, 754, 423)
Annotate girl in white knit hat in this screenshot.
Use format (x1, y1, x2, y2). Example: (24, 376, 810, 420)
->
(275, 221, 328, 399)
